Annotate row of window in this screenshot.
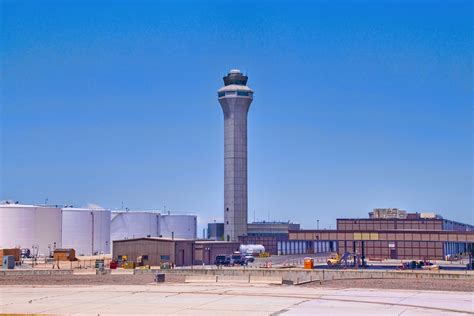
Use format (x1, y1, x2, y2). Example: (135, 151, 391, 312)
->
(277, 241, 337, 255)
(218, 91, 252, 97)
(336, 247, 445, 258)
(444, 242, 468, 256)
(341, 240, 445, 248)
(227, 80, 246, 85)
(338, 222, 443, 231)
(291, 232, 471, 242)
(277, 241, 312, 255)
(278, 239, 472, 258)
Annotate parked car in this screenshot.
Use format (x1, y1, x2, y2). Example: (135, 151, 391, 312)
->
(214, 255, 231, 266)
(231, 254, 249, 266)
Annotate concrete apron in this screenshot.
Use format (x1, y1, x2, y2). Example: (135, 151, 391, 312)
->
(165, 268, 474, 285)
(184, 274, 283, 285)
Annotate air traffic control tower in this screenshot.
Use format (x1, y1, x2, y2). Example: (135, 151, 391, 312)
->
(218, 69, 254, 242)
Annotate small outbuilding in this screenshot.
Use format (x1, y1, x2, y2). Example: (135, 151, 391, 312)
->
(0, 248, 21, 265)
(52, 248, 76, 261)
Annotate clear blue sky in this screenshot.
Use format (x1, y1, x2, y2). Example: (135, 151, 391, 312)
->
(1, 0, 472, 231)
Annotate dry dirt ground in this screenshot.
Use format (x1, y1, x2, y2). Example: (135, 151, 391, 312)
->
(0, 274, 180, 285)
(0, 274, 472, 292)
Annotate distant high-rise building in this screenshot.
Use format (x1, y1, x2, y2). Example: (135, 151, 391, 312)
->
(218, 69, 254, 241)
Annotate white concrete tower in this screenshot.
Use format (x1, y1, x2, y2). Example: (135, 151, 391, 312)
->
(218, 69, 254, 242)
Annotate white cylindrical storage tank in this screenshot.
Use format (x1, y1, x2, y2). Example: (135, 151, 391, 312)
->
(92, 209, 111, 255)
(61, 208, 111, 256)
(158, 214, 197, 239)
(61, 208, 93, 256)
(0, 204, 62, 257)
(111, 211, 159, 242)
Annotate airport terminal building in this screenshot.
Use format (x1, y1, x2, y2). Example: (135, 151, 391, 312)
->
(283, 210, 474, 260)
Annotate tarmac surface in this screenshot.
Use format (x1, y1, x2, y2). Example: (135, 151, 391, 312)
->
(1, 274, 473, 292)
(0, 283, 472, 315)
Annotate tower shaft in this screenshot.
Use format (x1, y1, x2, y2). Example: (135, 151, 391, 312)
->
(218, 70, 254, 242)
(223, 100, 249, 241)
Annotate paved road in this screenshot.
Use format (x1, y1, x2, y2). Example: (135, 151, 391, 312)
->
(1, 284, 472, 315)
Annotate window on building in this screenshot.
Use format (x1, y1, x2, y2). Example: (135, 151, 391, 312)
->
(237, 91, 250, 96)
(228, 80, 245, 85)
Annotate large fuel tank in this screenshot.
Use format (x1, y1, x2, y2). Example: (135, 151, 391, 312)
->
(61, 207, 111, 255)
(158, 214, 197, 239)
(111, 211, 160, 242)
(0, 204, 62, 257)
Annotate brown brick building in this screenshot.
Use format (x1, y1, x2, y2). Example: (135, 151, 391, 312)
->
(238, 221, 300, 255)
(113, 237, 240, 266)
(193, 240, 240, 265)
(283, 213, 474, 260)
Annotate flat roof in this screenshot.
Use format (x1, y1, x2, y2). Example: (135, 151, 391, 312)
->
(112, 237, 192, 243)
(114, 238, 242, 245)
(194, 240, 240, 244)
(289, 229, 474, 235)
(62, 207, 109, 212)
(337, 218, 443, 221)
(0, 204, 60, 209)
(337, 218, 474, 227)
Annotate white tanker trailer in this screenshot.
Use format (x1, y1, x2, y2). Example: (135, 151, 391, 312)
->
(239, 244, 265, 255)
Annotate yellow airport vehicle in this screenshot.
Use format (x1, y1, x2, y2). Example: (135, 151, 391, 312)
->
(327, 253, 343, 266)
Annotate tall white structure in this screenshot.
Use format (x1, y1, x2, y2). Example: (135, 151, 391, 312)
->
(0, 204, 62, 256)
(158, 214, 197, 239)
(110, 211, 160, 241)
(61, 207, 111, 255)
(218, 69, 254, 241)
(111, 211, 198, 241)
